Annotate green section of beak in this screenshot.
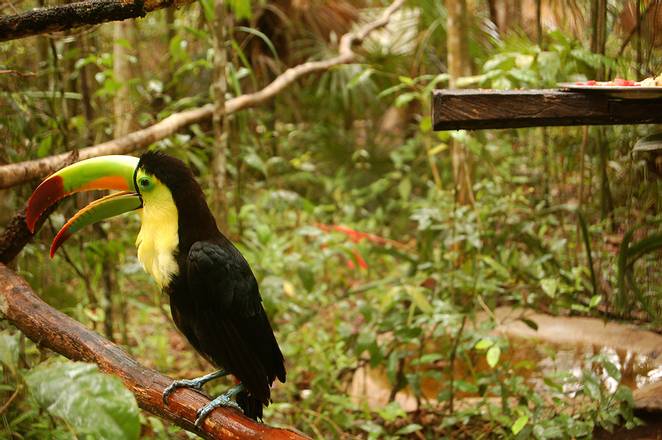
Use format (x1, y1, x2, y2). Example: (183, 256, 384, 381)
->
(50, 191, 142, 257)
(54, 155, 139, 193)
(27, 155, 139, 232)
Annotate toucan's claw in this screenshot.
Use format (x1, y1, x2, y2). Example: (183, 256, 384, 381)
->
(162, 369, 228, 405)
(194, 384, 245, 427)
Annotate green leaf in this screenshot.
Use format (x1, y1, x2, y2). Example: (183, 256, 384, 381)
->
(395, 92, 417, 107)
(512, 415, 528, 435)
(243, 151, 267, 176)
(37, 135, 53, 158)
(405, 286, 433, 313)
(537, 51, 561, 84)
(419, 116, 432, 133)
(228, 0, 252, 20)
(236, 26, 277, 61)
(509, 68, 537, 85)
(540, 278, 558, 297)
(348, 68, 374, 89)
(475, 338, 494, 350)
(520, 318, 539, 331)
(582, 374, 601, 399)
(398, 76, 415, 86)
(486, 345, 501, 368)
(589, 294, 602, 308)
(0, 331, 19, 372)
(576, 209, 598, 296)
(482, 256, 510, 279)
(395, 424, 423, 435)
(26, 361, 140, 440)
(398, 178, 411, 200)
(603, 361, 621, 381)
(483, 53, 515, 72)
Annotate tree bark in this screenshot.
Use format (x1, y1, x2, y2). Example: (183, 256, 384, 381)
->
(445, 0, 474, 206)
(0, 264, 308, 440)
(0, 0, 193, 42)
(209, 0, 231, 223)
(0, 0, 405, 190)
(113, 21, 134, 138)
(590, 0, 607, 79)
(590, 0, 613, 224)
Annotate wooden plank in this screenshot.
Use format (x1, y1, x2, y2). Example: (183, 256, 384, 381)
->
(432, 89, 662, 130)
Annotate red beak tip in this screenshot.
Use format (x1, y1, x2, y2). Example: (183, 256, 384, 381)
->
(25, 203, 39, 233)
(26, 176, 65, 234)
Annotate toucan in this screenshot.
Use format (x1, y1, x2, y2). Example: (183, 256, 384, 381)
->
(25, 151, 286, 425)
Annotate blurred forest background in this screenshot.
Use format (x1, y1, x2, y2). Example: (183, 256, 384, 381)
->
(1, 0, 662, 438)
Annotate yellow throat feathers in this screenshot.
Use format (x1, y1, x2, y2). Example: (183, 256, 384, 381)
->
(136, 181, 179, 288)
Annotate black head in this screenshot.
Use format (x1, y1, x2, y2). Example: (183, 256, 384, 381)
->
(136, 150, 220, 246)
(136, 150, 197, 193)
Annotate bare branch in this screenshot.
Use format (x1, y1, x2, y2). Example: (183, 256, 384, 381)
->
(0, 0, 193, 42)
(0, 0, 405, 189)
(0, 263, 309, 440)
(0, 69, 36, 76)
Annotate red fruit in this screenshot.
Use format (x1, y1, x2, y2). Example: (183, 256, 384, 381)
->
(614, 78, 635, 86)
(586, 80, 597, 85)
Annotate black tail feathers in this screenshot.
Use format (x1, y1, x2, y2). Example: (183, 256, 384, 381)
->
(236, 390, 265, 421)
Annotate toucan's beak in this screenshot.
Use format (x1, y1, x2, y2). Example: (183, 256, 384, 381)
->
(26, 155, 142, 257)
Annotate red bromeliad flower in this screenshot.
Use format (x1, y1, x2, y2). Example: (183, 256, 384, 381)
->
(314, 223, 407, 271)
(346, 248, 369, 270)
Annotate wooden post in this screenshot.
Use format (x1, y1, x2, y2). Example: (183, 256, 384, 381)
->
(432, 89, 662, 131)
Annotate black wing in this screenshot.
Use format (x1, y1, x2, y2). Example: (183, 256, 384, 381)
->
(185, 240, 286, 404)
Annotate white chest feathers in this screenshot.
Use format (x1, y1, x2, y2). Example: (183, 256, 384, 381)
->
(136, 197, 180, 288)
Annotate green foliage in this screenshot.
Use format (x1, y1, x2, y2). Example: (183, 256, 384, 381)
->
(616, 224, 662, 319)
(26, 361, 140, 440)
(461, 30, 619, 89)
(0, 329, 140, 439)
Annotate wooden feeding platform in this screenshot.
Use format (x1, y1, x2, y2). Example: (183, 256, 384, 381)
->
(432, 89, 662, 131)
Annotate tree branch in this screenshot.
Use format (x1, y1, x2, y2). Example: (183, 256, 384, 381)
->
(0, 263, 308, 440)
(0, 0, 405, 189)
(0, 0, 193, 42)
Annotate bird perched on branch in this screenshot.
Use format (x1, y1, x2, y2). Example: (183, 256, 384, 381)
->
(25, 151, 286, 426)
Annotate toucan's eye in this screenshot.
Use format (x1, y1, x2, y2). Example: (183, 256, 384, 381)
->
(138, 177, 153, 191)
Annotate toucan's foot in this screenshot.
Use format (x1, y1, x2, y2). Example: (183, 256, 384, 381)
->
(162, 370, 227, 405)
(194, 384, 245, 427)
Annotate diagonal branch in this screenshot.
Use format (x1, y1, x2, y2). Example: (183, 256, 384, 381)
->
(0, 263, 308, 440)
(0, 0, 194, 42)
(0, 0, 405, 190)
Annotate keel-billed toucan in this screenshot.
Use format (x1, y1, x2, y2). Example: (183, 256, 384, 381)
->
(26, 152, 286, 425)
